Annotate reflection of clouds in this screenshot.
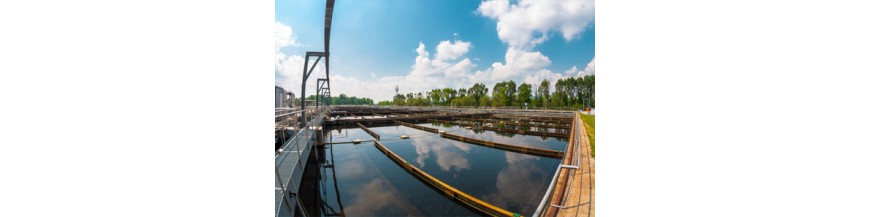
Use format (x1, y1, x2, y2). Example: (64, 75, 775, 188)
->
(411, 135, 470, 172)
(504, 151, 539, 164)
(344, 179, 404, 216)
(414, 140, 430, 168)
(436, 150, 469, 172)
(333, 144, 372, 179)
(336, 162, 364, 178)
(453, 141, 471, 152)
(482, 154, 549, 214)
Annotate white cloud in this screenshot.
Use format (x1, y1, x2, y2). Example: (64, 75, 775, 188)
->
(275, 23, 588, 103)
(465, 0, 594, 91)
(490, 47, 551, 81)
(445, 58, 474, 78)
(404, 40, 476, 92)
(435, 40, 471, 61)
(523, 69, 564, 90)
(275, 1, 594, 103)
(275, 22, 301, 50)
(565, 66, 579, 76)
(477, 0, 595, 49)
(317, 40, 476, 101)
(275, 22, 331, 98)
(275, 48, 326, 97)
(580, 57, 595, 76)
(469, 47, 563, 90)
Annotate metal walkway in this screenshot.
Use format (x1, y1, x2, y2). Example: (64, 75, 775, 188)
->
(275, 109, 328, 217)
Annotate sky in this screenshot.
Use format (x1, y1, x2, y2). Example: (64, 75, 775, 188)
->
(276, 0, 595, 102)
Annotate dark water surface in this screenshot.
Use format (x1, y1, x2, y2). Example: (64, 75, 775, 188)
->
(300, 123, 564, 216)
(424, 122, 568, 150)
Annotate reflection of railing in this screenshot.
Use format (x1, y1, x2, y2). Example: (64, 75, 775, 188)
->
(275, 107, 329, 217)
(533, 112, 585, 217)
(319, 134, 346, 216)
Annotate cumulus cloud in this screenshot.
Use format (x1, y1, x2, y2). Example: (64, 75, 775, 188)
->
(489, 47, 551, 81)
(275, 15, 592, 102)
(465, 0, 595, 93)
(565, 66, 579, 76)
(477, 0, 595, 49)
(275, 22, 329, 97)
(275, 22, 301, 50)
(469, 47, 568, 91)
(581, 57, 595, 76)
(435, 40, 471, 61)
(301, 40, 476, 102)
(523, 69, 565, 90)
(275, 51, 326, 96)
(385, 41, 476, 96)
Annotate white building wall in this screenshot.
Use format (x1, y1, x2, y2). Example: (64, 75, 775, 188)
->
(275, 86, 285, 108)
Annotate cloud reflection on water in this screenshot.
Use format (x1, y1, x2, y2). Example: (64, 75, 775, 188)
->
(411, 135, 471, 172)
(482, 151, 551, 215)
(344, 179, 422, 216)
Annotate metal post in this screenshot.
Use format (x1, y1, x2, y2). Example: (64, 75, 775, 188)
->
(301, 56, 308, 126)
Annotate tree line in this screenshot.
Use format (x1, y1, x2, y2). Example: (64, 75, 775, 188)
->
(300, 93, 374, 105)
(377, 75, 594, 109)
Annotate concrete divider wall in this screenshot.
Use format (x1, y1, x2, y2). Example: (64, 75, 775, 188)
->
(439, 132, 563, 159)
(395, 120, 439, 133)
(356, 122, 380, 139)
(429, 119, 568, 139)
(397, 120, 563, 159)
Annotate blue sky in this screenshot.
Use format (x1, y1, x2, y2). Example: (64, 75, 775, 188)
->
(276, 0, 595, 101)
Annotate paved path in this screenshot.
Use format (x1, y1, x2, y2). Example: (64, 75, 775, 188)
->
(546, 112, 595, 217)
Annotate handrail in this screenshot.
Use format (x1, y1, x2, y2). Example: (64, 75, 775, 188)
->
(533, 112, 582, 217)
(275, 107, 329, 216)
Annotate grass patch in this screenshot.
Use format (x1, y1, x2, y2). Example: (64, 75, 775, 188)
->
(579, 113, 595, 157)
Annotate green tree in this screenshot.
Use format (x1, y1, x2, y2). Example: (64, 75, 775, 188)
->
(328, 93, 374, 105)
(430, 89, 443, 106)
(468, 83, 488, 105)
(537, 79, 550, 107)
(553, 78, 570, 107)
(393, 94, 406, 106)
(585, 75, 595, 108)
(442, 88, 457, 105)
(517, 83, 532, 107)
(479, 95, 492, 107)
(451, 96, 476, 107)
(492, 80, 517, 107)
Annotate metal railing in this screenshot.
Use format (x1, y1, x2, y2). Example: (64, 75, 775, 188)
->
(275, 106, 329, 217)
(533, 112, 584, 217)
